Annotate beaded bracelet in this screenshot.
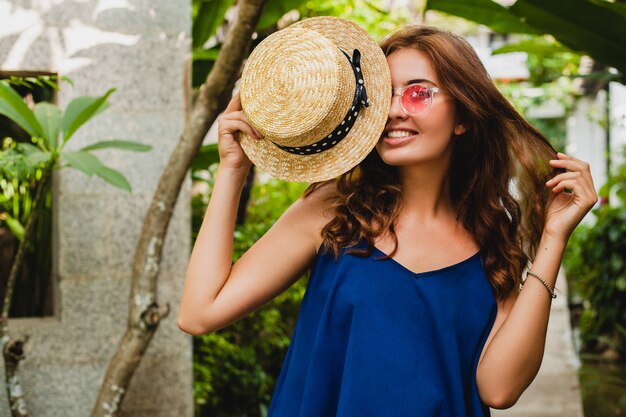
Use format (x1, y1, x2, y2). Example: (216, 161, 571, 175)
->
(523, 271, 557, 299)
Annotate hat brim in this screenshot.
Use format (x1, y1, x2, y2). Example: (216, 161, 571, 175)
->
(239, 17, 391, 183)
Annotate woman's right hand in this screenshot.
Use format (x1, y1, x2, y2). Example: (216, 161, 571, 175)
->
(217, 92, 263, 171)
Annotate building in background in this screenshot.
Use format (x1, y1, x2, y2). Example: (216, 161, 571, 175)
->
(0, 0, 193, 415)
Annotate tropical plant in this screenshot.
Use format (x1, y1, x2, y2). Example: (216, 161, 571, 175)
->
(425, 0, 626, 84)
(0, 82, 151, 193)
(0, 78, 151, 417)
(578, 359, 626, 416)
(298, 0, 410, 40)
(564, 146, 626, 357)
(563, 147, 626, 414)
(192, 0, 311, 88)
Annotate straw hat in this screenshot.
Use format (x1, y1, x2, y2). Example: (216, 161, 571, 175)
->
(239, 16, 391, 182)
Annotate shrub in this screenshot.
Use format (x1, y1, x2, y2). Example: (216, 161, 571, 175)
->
(563, 147, 626, 359)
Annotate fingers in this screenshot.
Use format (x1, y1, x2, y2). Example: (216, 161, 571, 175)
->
(220, 92, 264, 140)
(547, 171, 590, 196)
(548, 152, 591, 174)
(550, 178, 579, 194)
(548, 153, 595, 188)
(546, 153, 599, 207)
(546, 171, 580, 187)
(218, 110, 263, 141)
(225, 91, 242, 113)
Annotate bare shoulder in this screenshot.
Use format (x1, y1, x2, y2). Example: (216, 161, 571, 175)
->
(281, 181, 338, 249)
(299, 181, 338, 211)
(190, 182, 339, 333)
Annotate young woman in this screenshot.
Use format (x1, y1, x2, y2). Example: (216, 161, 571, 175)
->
(179, 25, 597, 416)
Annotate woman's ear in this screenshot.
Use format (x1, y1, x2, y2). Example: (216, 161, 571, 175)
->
(453, 123, 468, 136)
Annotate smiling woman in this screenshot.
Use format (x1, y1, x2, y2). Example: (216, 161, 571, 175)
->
(179, 19, 598, 417)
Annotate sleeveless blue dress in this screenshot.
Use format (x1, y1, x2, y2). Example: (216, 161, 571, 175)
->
(267, 242, 498, 417)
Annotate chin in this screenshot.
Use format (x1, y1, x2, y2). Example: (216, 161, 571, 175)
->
(375, 145, 431, 167)
(375, 137, 455, 168)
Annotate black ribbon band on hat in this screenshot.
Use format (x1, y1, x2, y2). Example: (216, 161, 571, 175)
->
(272, 48, 370, 156)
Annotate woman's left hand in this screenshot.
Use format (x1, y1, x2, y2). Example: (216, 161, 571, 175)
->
(544, 152, 599, 242)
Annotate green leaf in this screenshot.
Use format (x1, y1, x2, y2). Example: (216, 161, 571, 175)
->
(60, 76, 74, 87)
(41, 77, 60, 91)
(17, 142, 41, 155)
(192, 43, 222, 87)
(192, 48, 221, 62)
(425, 0, 626, 77)
(0, 148, 38, 179)
(191, 143, 220, 172)
(94, 165, 132, 192)
(26, 150, 51, 166)
(79, 140, 152, 152)
(34, 102, 62, 149)
(60, 151, 132, 191)
(362, 0, 387, 15)
(257, 0, 309, 31)
(0, 80, 44, 138)
(425, 0, 542, 34)
(492, 39, 573, 55)
(192, 0, 234, 49)
(61, 88, 115, 143)
(509, 0, 626, 75)
(60, 150, 103, 176)
(4, 213, 25, 241)
(566, 71, 623, 83)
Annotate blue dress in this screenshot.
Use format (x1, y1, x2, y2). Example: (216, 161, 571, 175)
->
(267, 242, 498, 417)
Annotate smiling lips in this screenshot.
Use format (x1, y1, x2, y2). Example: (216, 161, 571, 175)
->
(382, 129, 418, 145)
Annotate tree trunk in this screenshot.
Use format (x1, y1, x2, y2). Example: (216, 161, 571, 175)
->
(89, 0, 268, 415)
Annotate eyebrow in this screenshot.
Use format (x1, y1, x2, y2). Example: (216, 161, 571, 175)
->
(405, 78, 436, 86)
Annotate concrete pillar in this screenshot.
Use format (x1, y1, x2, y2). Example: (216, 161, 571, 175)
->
(0, 0, 193, 415)
(567, 92, 607, 221)
(610, 82, 626, 173)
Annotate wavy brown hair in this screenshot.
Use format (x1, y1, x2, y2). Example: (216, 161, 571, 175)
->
(306, 25, 557, 301)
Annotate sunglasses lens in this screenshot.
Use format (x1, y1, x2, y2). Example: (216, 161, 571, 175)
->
(401, 85, 431, 115)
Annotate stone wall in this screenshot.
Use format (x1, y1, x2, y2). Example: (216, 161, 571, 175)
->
(0, 0, 193, 415)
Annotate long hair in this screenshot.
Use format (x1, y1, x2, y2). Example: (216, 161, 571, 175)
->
(306, 25, 556, 301)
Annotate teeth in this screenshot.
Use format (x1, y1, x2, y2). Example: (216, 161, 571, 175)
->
(387, 130, 415, 138)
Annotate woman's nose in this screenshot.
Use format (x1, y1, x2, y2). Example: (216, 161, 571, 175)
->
(388, 94, 407, 120)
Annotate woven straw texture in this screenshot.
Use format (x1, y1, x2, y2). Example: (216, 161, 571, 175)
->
(239, 16, 391, 183)
(241, 27, 354, 146)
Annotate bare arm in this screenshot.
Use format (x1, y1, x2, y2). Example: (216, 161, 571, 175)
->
(476, 153, 598, 409)
(178, 93, 332, 335)
(476, 233, 564, 409)
(177, 163, 247, 334)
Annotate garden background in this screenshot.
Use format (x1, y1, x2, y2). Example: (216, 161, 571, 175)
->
(0, 0, 625, 416)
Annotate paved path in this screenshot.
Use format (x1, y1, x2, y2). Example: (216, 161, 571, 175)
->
(492, 268, 584, 417)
